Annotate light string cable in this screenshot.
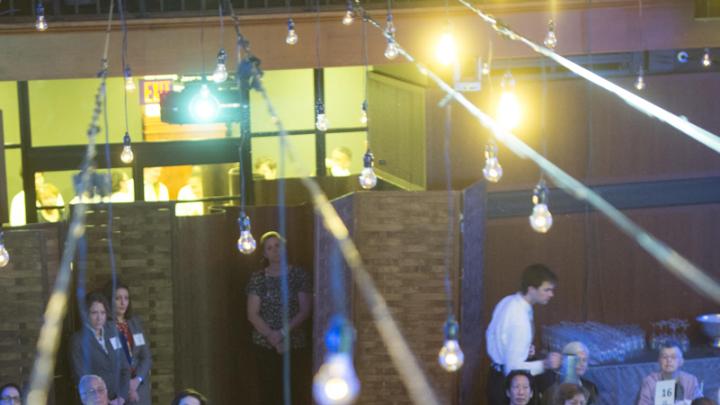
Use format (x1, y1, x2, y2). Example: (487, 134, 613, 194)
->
(358, 7, 720, 304)
(455, 0, 720, 155)
(26, 1, 116, 403)
(441, 98, 455, 320)
(224, 2, 441, 403)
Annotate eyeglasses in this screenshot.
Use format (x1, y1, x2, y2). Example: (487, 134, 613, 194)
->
(81, 387, 107, 397)
(0, 396, 21, 404)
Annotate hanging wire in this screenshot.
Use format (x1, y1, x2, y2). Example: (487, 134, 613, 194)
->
(26, 2, 116, 403)
(455, 0, 720, 155)
(222, 2, 440, 403)
(441, 101, 455, 318)
(357, 6, 720, 305)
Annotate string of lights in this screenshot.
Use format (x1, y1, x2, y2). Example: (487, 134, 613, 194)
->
(358, 7, 720, 306)
(222, 2, 441, 403)
(456, 0, 720, 155)
(26, 2, 116, 403)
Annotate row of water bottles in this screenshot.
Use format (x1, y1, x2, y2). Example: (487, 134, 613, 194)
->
(542, 322, 646, 365)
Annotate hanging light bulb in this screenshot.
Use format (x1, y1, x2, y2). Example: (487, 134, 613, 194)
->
(316, 100, 329, 132)
(237, 213, 257, 254)
(482, 144, 503, 183)
(120, 132, 134, 164)
(358, 149, 377, 189)
(435, 25, 457, 66)
(342, 2, 354, 26)
(190, 84, 220, 121)
(702, 48, 712, 67)
(124, 66, 136, 92)
(360, 100, 368, 125)
(634, 67, 646, 91)
(384, 13, 399, 60)
(0, 232, 9, 268)
(529, 179, 553, 233)
(286, 18, 298, 45)
(212, 48, 228, 83)
(34, 2, 48, 31)
(481, 62, 491, 76)
(544, 19, 557, 50)
(496, 71, 521, 130)
(438, 316, 464, 372)
(313, 316, 360, 405)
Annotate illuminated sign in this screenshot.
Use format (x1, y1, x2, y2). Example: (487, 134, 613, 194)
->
(140, 79, 173, 105)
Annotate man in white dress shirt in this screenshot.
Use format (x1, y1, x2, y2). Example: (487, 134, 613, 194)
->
(486, 263, 562, 405)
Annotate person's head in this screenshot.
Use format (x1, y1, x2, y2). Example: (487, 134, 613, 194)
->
(111, 172, 129, 194)
(520, 264, 557, 305)
(658, 340, 684, 376)
(103, 280, 133, 321)
(144, 167, 162, 184)
(505, 370, 533, 405)
(187, 175, 203, 197)
(254, 157, 277, 180)
(0, 383, 21, 405)
(33, 172, 45, 189)
(37, 183, 60, 208)
(85, 292, 109, 332)
(562, 341, 590, 376)
(328, 147, 352, 176)
(78, 375, 108, 405)
(171, 388, 208, 405)
(691, 398, 718, 405)
(259, 231, 285, 267)
(555, 383, 587, 405)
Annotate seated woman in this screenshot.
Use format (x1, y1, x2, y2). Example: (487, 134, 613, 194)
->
(104, 281, 152, 405)
(246, 231, 312, 405)
(0, 382, 22, 405)
(71, 292, 130, 405)
(506, 370, 534, 405)
(170, 388, 208, 405)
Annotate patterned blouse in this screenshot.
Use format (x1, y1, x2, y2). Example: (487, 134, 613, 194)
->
(246, 267, 312, 350)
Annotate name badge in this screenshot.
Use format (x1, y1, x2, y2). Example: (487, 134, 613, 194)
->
(133, 333, 146, 346)
(654, 380, 675, 405)
(109, 337, 122, 351)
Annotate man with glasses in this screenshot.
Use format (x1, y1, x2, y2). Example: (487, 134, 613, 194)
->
(78, 375, 110, 405)
(539, 341, 599, 404)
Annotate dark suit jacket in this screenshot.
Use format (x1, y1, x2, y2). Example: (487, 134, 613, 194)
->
(123, 317, 153, 405)
(538, 372, 599, 405)
(71, 325, 130, 401)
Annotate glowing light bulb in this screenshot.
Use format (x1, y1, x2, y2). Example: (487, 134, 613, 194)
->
(529, 180, 553, 233)
(190, 84, 220, 121)
(435, 29, 457, 66)
(313, 353, 360, 405)
(702, 49, 712, 67)
(0, 235, 9, 268)
(286, 18, 298, 45)
(496, 71, 521, 130)
(439, 339, 464, 372)
(384, 13, 398, 60)
(237, 214, 256, 255)
(34, 3, 48, 31)
(482, 144, 503, 183)
(358, 150, 377, 189)
(544, 19, 557, 50)
(213, 49, 228, 83)
(481, 62, 491, 76)
(120, 132, 134, 164)
(342, 6, 354, 26)
(124, 67, 135, 92)
(634, 68, 645, 91)
(360, 100, 368, 125)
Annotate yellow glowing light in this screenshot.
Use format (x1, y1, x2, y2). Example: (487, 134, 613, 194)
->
(496, 91, 521, 130)
(435, 31, 457, 66)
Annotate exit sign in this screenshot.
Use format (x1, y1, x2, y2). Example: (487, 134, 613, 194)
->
(139, 79, 173, 105)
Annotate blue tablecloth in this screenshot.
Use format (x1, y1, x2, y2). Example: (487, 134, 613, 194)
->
(584, 351, 720, 405)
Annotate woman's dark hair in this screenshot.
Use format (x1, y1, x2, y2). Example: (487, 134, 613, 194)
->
(504, 369, 533, 393)
(258, 231, 285, 268)
(85, 291, 110, 313)
(555, 383, 588, 403)
(0, 383, 21, 398)
(691, 398, 718, 405)
(171, 388, 208, 405)
(102, 279, 133, 320)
